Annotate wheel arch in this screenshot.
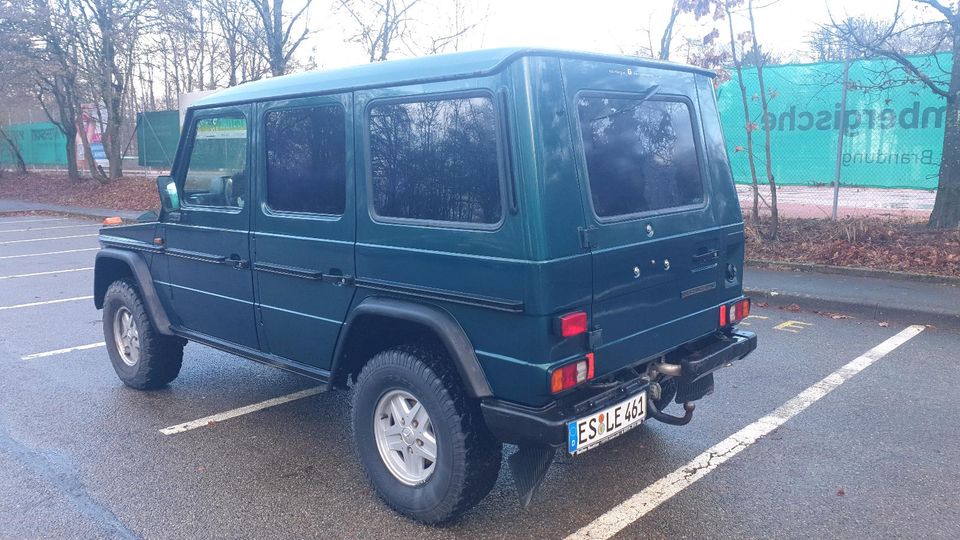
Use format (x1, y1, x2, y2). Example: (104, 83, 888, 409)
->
(329, 297, 493, 399)
(94, 249, 174, 335)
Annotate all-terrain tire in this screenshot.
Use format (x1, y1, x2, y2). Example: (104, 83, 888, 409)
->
(351, 343, 502, 523)
(102, 279, 185, 389)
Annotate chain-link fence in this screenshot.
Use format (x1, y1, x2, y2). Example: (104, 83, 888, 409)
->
(716, 54, 946, 221)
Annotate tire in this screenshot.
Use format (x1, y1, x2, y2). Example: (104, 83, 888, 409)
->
(102, 279, 185, 390)
(351, 343, 502, 523)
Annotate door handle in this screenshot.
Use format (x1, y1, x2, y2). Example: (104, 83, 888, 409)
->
(692, 249, 719, 263)
(228, 254, 249, 269)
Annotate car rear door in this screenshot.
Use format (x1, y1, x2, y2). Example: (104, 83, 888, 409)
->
(561, 58, 730, 374)
(250, 93, 356, 370)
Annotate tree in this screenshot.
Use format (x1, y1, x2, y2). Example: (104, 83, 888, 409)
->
(249, 0, 313, 76)
(828, 0, 960, 229)
(723, 0, 760, 223)
(337, 0, 422, 62)
(657, 0, 724, 61)
(746, 0, 778, 238)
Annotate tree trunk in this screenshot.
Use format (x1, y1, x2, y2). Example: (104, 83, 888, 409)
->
(0, 127, 28, 174)
(659, 1, 680, 61)
(726, 6, 760, 223)
(64, 124, 80, 184)
(928, 32, 960, 229)
(748, 0, 778, 239)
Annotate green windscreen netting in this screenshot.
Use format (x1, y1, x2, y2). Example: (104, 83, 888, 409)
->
(716, 53, 950, 190)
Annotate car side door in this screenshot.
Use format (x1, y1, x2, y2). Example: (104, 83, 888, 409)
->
(161, 105, 259, 350)
(250, 94, 356, 370)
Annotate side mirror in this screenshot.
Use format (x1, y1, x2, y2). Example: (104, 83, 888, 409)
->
(156, 176, 180, 213)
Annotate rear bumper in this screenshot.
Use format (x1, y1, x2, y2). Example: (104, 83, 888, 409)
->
(481, 330, 757, 447)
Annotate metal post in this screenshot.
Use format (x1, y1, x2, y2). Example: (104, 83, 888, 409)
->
(832, 59, 850, 220)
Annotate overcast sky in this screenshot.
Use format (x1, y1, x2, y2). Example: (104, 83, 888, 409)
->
(305, 0, 942, 70)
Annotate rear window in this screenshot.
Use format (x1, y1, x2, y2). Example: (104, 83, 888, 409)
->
(368, 95, 502, 225)
(576, 96, 703, 218)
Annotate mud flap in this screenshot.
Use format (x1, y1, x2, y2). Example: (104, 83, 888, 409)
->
(508, 445, 557, 508)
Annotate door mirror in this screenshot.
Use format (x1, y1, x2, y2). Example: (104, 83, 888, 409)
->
(157, 176, 180, 213)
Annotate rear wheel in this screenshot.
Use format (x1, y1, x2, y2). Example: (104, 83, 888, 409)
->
(351, 344, 502, 523)
(102, 279, 185, 389)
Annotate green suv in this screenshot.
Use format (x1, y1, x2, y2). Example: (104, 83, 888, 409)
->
(94, 48, 756, 523)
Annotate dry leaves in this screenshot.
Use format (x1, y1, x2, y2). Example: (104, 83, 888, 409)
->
(0, 172, 159, 211)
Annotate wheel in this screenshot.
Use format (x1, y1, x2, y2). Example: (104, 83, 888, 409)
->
(102, 279, 185, 389)
(351, 343, 502, 523)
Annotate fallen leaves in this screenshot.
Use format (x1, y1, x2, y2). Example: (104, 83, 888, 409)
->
(0, 172, 159, 211)
(746, 215, 960, 278)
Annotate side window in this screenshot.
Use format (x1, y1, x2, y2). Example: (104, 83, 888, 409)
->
(368, 95, 502, 225)
(182, 116, 248, 208)
(576, 96, 704, 218)
(265, 105, 346, 215)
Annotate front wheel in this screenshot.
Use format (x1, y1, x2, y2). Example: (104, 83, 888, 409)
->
(351, 344, 502, 523)
(102, 279, 185, 389)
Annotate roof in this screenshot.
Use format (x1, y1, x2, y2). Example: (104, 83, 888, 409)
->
(193, 48, 715, 108)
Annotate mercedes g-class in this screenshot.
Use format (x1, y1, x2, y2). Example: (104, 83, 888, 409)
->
(94, 48, 756, 523)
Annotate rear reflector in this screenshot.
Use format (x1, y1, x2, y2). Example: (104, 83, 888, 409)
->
(719, 304, 728, 327)
(550, 353, 595, 394)
(557, 311, 588, 338)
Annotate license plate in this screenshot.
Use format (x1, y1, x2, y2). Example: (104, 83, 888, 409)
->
(567, 392, 646, 455)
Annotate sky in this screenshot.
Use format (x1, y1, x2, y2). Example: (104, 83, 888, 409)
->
(305, 0, 940, 70)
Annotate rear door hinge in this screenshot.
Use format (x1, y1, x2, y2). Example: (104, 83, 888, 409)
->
(578, 226, 598, 250)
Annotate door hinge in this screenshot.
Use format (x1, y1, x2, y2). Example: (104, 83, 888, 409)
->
(578, 226, 598, 250)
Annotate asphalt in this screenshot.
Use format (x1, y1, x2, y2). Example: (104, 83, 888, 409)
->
(2, 214, 959, 539)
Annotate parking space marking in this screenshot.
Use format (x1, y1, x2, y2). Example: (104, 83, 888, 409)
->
(0, 224, 98, 234)
(160, 387, 325, 435)
(566, 324, 926, 540)
(21, 342, 105, 360)
(0, 217, 67, 225)
(0, 267, 93, 280)
(774, 320, 814, 333)
(0, 234, 98, 245)
(0, 296, 94, 311)
(0, 247, 98, 260)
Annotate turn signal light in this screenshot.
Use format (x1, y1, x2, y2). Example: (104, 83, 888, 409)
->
(556, 311, 588, 338)
(103, 216, 123, 226)
(550, 353, 595, 394)
(721, 299, 751, 327)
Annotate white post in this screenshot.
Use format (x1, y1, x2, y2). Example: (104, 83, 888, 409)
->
(832, 60, 850, 220)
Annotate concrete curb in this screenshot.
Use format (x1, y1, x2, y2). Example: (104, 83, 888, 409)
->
(745, 287, 960, 331)
(747, 259, 960, 286)
(0, 200, 144, 222)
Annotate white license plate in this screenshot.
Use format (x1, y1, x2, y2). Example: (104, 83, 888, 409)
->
(567, 392, 646, 455)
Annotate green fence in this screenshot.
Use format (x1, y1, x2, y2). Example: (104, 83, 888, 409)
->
(716, 54, 949, 190)
(0, 122, 68, 167)
(136, 110, 180, 168)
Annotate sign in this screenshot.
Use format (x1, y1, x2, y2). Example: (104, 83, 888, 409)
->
(78, 103, 109, 169)
(716, 54, 950, 190)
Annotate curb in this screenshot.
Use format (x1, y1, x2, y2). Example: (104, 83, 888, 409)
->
(0, 202, 144, 222)
(746, 259, 960, 286)
(744, 287, 960, 331)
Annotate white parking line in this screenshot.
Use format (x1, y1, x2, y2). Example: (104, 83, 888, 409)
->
(160, 387, 325, 435)
(0, 247, 98, 260)
(0, 234, 98, 245)
(0, 217, 67, 225)
(0, 224, 98, 234)
(0, 296, 94, 311)
(0, 267, 93, 280)
(21, 342, 105, 360)
(566, 324, 926, 540)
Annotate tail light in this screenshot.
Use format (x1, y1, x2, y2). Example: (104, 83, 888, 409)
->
(555, 311, 588, 338)
(721, 298, 751, 327)
(550, 353, 595, 394)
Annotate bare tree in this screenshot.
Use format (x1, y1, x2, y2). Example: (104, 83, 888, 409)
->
(657, 0, 724, 61)
(723, 0, 760, 223)
(337, 0, 422, 62)
(828, 0, 960, 229)
(746, 0, 779, 238)
(420, 0, 486, 55)
(249, 0, 313, 76)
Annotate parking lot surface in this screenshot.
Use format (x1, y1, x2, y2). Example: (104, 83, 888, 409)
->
(1, 215, 958, 539)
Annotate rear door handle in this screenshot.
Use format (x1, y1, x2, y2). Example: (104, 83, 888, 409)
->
(228, 254, 249, 269)
(692, 249, 719, 263)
